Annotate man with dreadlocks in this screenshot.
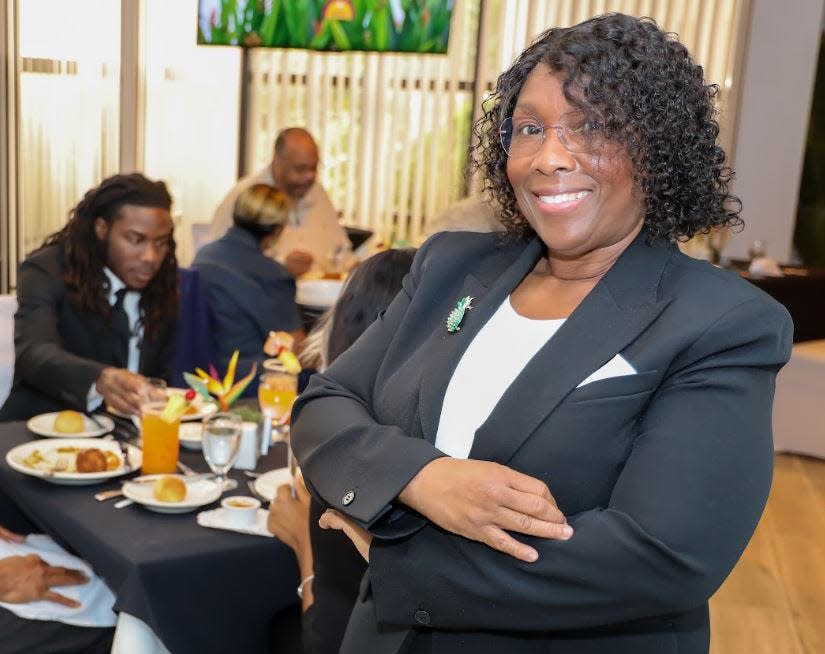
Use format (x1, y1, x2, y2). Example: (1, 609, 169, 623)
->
(0, 173, 178, 421)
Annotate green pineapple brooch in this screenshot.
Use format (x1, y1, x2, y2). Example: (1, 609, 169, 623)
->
(446, 296, 474, 333)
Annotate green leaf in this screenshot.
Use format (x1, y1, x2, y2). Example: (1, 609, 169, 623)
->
(260, 0, 281, 45)
(310, 20, 332, 49)
(328, 20, 352, 50)
(373, 5, 390, 51)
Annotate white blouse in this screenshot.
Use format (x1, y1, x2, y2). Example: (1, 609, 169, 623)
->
(435, 297, 565, 459)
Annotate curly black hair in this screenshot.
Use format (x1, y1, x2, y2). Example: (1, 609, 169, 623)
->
(470, 12, 742, 243)
(39, 173, 178, 339)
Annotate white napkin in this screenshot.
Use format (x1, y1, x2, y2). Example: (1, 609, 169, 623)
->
(196, 508, 273, 538)
(577, 353, 637, 388)
(748, 256, 784, 277)
(0, 534, 117, 627)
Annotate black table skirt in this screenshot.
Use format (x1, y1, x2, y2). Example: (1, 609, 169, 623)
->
(0, 423, 300, 654)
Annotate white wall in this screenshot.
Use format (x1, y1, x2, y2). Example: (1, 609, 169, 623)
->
(727, 0, 825, 262)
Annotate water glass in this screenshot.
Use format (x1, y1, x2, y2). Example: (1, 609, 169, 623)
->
(202, 412, 242, 491)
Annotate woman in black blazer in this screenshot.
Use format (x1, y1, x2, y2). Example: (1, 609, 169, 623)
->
(291, 14, 793, 654)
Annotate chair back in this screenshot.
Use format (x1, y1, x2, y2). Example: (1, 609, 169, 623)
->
(0, 295, 17, 405)
(170, 268, 214, 387)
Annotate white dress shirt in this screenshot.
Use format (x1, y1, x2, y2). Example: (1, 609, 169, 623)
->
(85, 268, 142, 410)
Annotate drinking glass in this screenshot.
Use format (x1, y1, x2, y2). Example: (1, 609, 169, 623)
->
(141, 400, 180, 474)
(258, 359, 298, 442)
(748, 239, 767, 261)
(202, 412, 242, 491)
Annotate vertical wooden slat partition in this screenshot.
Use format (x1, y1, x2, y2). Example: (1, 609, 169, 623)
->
(477, 0, 749, 158)
(246, 0, 480, 245)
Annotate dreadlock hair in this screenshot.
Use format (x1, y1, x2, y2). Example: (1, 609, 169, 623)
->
(39, 173, 178, 339)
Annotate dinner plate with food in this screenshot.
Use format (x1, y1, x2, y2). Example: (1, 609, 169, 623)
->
(6, 438, 141, 485)
(26, 410, 114, 438)
(166, 388, 218, 422)
(121, 474, 222, 514)
(107, 389, 217, 422)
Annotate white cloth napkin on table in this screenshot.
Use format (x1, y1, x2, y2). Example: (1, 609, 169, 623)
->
(748, 256, 784, 277)
(0, 534, 117, 627)
(196, 508, 273, 537)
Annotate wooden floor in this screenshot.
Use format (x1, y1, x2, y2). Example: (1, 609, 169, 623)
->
(709, 454, 825, 654)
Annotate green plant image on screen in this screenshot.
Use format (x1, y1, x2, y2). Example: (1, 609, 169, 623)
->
(197, 0, 454, 54)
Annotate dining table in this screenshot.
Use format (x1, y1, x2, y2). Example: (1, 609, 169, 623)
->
(0, 421, 300, 654)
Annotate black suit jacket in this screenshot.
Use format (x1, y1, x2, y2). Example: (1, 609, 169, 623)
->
(291, 231, 793, 654)
(0, 244, 173, 421)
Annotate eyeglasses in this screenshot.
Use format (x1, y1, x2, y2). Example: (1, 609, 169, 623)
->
(499, 116, 605, 157)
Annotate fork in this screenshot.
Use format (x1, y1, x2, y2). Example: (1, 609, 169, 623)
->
(117, 440, 133, 472)
(176, 460, 197, 476)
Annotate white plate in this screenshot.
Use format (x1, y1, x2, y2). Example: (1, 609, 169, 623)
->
(165, 388, 218, 422)
(26, 413, 114, 439)
(178, 422, 203, 450)
(122, 474, 222, 514)
(6, 439, 141, 485)
(108, 390, 217, 422)
(296, 279, 344, 308)
(253, 467, 294, 501)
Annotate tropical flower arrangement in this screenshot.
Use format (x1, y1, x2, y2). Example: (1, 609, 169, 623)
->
(184, 351, 257, 412)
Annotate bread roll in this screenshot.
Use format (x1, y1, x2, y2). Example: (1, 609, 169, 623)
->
(152, 476, 187, 503)
(53, 410, 85, 434)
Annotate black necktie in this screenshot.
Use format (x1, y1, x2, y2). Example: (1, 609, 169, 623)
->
(112, 288, 130, 368)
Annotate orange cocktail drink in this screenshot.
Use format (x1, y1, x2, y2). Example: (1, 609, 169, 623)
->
(141, 400, 180, 474)
(258, 361, 298, 425)
(258, 376, 298, 424)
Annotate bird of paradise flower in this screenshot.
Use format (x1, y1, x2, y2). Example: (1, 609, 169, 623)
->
(183, 350, 257, 412)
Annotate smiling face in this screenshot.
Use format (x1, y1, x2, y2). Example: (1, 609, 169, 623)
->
(506, 64, 645, 262)
(94, 204, 173, 290)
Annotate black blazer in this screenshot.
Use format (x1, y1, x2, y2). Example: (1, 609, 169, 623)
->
(0, 244, 173, 421)
(291, 231, 792, 654)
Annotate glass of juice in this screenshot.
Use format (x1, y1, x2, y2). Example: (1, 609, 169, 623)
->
(140, 400, 180, 475)
(258, 359, 298, 439)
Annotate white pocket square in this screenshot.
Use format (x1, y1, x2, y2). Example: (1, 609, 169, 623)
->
(576, 354, 637, 388)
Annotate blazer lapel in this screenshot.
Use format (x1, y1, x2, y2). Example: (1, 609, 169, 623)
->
(418, 238, 544, 443)
(469, 235, 675, 464)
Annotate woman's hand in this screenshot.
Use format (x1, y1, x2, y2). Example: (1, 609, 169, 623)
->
(398, 458, 573, 562)
(319, 510, 372, 562)
(267, 477, 312, 557)
(96, 368, 146, 415)
(0, 554, 87, 607)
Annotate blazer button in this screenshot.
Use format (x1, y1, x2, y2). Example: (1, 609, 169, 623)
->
(414, 610, 431, 626)
(341, 490, 355, 506)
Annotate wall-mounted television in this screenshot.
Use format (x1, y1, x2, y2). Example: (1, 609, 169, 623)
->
(197, 0, 454, 54)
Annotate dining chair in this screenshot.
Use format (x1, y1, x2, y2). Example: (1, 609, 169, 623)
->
(0, 294, 17, 406)
(170, 268, 214, 388)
